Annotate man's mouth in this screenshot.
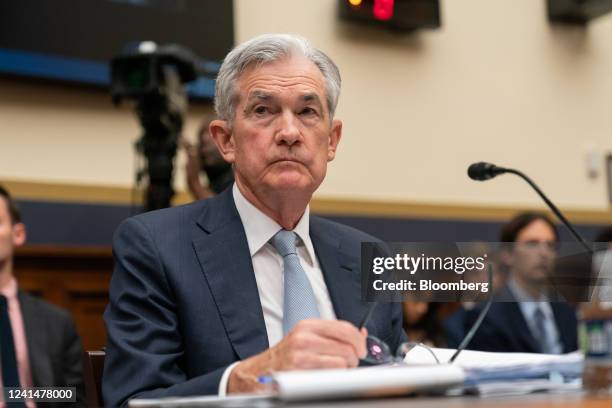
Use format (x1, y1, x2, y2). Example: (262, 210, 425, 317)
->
(272, 158, 303, 165)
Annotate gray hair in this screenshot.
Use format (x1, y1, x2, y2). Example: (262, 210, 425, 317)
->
(214, 33, 341, 124)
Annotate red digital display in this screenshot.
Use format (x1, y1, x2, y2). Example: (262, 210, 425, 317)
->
(341, 0, 440, 31)
(373, 0, 394, 21)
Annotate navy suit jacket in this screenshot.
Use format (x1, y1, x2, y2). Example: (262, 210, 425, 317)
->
(102, 188, 406, 407)
(19, 291, 86, 407)
(464, 285, 578, 354)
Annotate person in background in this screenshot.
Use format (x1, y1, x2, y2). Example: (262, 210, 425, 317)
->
(592, 226, 612, 295)
(180, 115, 234, 200)
(0, 185, 85, 407)
(465, 212, 578, 354)
(595, 226, 612, 249)
(402, 300, 445, 347)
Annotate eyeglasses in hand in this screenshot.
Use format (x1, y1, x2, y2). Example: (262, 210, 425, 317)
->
(361, 335, 440, 366)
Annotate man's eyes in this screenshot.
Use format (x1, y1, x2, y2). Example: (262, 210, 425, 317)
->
(300, 107, 318, 116)
(254, 105, 271, 115)
(521, 240, 558, 251)
(250, 105, 319, 117)
(251, 105, 320, 118)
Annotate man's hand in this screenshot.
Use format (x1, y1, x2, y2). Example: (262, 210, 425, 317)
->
(227, 320, 367, 394)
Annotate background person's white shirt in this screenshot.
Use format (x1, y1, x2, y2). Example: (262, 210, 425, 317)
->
(218, 183, 337, 395)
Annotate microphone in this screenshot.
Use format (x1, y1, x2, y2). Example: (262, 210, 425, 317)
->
(449, 162, 594, 363)
(466, 162, 592, 254)
(448, 263, 493, 363)
(467, 162, 508, 181)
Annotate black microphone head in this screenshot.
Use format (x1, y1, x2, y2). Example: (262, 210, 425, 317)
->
(468, 162, 504, 181)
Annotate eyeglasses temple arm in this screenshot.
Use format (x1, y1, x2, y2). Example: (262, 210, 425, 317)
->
(359, 302, 377, 330)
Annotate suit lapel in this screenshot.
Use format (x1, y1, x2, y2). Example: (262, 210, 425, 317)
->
(497, 286, 541, 353)
(505, 302, 541, 353)
(551, 303, 577, 353)
(310, 218, 365, 327)
(193, 190, 268, 360)
(18, 292, 51, 387)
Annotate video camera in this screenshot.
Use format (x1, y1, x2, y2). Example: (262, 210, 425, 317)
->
(111, 42, 198, 211)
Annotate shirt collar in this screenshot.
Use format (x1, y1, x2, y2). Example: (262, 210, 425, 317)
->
(0, 276, 18, 300)
(507, 277, 548, 303)
(232, 184, 316, 265)
(507, 278, 554, 319)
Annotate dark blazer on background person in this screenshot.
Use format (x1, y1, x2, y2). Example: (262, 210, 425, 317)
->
(102, 187, 406, 407)
(464, 285, 578, 353)
(18, 291, 86, 407)
(443, 306, 467, 349)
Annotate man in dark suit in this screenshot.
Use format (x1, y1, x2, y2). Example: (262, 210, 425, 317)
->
(103, 33, 406, 407)
(465, 212, 578, 353)
(0, 185, 85, 407)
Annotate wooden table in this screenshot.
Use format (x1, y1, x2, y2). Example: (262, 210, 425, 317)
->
(283, 393, 611, 408)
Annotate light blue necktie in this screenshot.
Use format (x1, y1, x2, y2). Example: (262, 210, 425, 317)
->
(270, 230, 320, 335)
(533, 307, 553, 354)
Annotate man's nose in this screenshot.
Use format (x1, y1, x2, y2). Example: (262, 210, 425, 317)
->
(538, 242, 556, 258)
(275, 111, 301, 146)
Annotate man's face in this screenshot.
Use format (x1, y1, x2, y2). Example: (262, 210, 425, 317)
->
(212, 55, 341, 200)
(508, 219, 557, 285)
(0, 198, 25, 268)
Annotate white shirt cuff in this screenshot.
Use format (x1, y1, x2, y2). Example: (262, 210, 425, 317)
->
(218, 361, 240, 396)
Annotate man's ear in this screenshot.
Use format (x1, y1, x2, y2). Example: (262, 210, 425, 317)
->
(209, 119, 236, 164)
(12, 223, 26, 248)
(327, 119, 342, 162)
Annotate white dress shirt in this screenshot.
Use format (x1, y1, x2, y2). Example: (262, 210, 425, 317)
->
(507, 278, 563, 354)
(218, 184, 336, 395)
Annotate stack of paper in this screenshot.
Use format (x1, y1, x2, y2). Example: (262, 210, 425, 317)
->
(403, 347, 583, 396)
(129, 364, 466, 406)
(272, 364, 466, 401)
(129, 394, 275, 407)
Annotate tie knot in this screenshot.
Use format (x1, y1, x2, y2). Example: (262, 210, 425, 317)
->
(270, 230, 298, 257)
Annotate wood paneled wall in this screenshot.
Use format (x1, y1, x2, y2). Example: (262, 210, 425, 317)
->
(14, 245, 113, 351)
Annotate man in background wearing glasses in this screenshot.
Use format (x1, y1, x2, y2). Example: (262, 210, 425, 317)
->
(465, 212, 578, 354)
